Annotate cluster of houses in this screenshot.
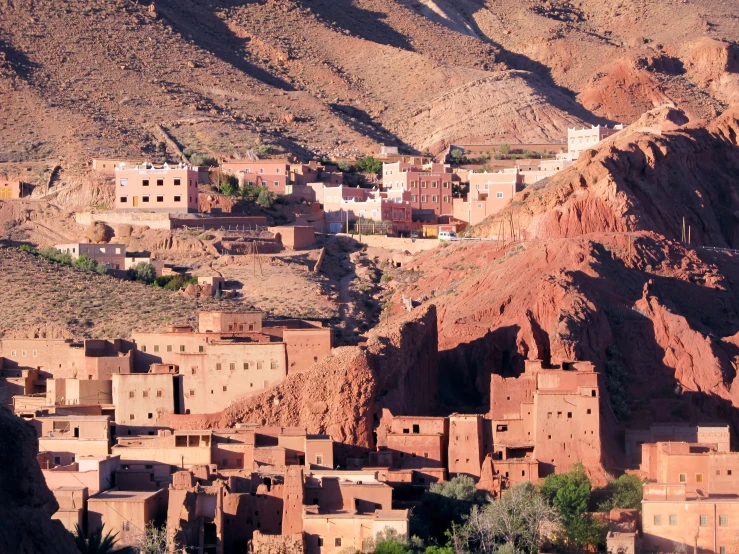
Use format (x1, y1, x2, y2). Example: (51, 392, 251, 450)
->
(3, 310, 737, 554)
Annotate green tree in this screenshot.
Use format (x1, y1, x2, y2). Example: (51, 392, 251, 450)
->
(356, 156, 382, 175)
(73, 254, 106, 274)
(38, 246, 73, 265)
(449, 149, 465, 165)
(417, 476, 478, 543)
(128, 262, 156, 284)
(338, 160, 352, 172)
(253, 143, 273, 156)
(73, 524, 134, 554)
(429, 474, 477, 502)
(499, 143, 511, 155)
(189, 153, 217, 167)
(220, 179, 237, 197)
(256, 188, 275, 208)
(598, 474, 643, 512)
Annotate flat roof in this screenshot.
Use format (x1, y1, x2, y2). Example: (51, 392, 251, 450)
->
(303, 509, 408, 520)
(35, 415, 110, 421)
(89, 489, 162, 502)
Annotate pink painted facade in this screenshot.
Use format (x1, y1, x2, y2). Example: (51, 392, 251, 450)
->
(321, 185, 413, 233)
(382, 162, 454, 220)
(453, 170, 524, 226)
(115, 163, 199, 213)
(223, 160, 290, 195)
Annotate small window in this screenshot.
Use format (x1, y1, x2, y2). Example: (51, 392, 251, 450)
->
(143, 390, 149, 398)
(696, 473, 703, 483)
(223, 386, 228, 392)
(216, 363, 222, 371)
(244, 362, 250, 370)
(496, 192, 504, 198)
(147, 413, 153, 419)
(587, 409, 592, 414)
(156, 179, 164, 186)
(156, 390, 162, 398)
(129, 391, 135, 398)
(257, 362, 263, 370)
(142, 179, 149, 187)
(720, 548, 726, 554)
(191, 367, 196, 375)
(189, 389, 195, 396)
(167, 345, 172, 352)
(318, 538, 324, 547)
(679, 473, 686, 483)
(141, 345, 147, 353)
(123, 521, 130, 531)
(180, 345, 185, 352)
(700, 515, 708, 526)
(729, 470, 733, 476)
(271, 361, 278, 369)
(174, 195, 181, 202)
(274, 181, 279, 187)
(413, 424, 420, 434)
(199, 345, 204, 353)
(129, 414, 135, 420)
(156, 195, 164, 202)
(669, 515, 677, 526)
(720, 515, 728, 527)
(567, 412, 572, 418)
(153, 345, 159, 352)
(120, 196, 128, 203)
(316, 455, 323, 465)
(174, 178, 181, 186)
(120, 178, 128, 186)
(335, 538, 342, 548)
(230, 362, 235, 371)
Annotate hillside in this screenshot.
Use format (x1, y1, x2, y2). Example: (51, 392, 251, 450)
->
(385, 107, 739, 471)
(3, 0, 735, 176)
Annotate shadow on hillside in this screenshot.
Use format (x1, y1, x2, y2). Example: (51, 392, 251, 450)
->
(0, 39, 37, 82)
(153, 0, 296, 91)
(294, 0, 414, 51)
(329, 104, 418, 154)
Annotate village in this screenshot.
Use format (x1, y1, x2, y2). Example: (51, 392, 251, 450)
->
(2, 121, 738, 554)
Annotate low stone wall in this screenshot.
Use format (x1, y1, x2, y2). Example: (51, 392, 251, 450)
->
(250, 532, 304, 554)
(171, 216, 268, 230)
(75, 211, 173, 229)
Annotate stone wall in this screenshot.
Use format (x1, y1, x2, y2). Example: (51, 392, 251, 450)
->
(250, 531, 305, 554)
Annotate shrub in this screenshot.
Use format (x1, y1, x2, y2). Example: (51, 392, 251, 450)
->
(183, 147, 195, 158)
(38, 246, 73, 265)
(256, 188, 275, 208)
(18, 244, 32, 253)
(499, 143, 511, 155)
(74, 254, 107, 274)
(337, 160, 351, 172)
(356, 156, 382, 175)
(597, 474, 643, 512)
(153, 274, 198, 291)
(189, 153, 217, 167)
(253, 143, 273, 157)
(128, 262, 157, 284)
(450, 149, 465, 164)
(220, 180, 237, 197)
(240, 185, 262, 202)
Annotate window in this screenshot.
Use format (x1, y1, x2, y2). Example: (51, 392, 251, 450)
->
(260, 168, 264, 174)
(421, 195, 427, 202)
(167, 345, 173, 352)
(700, 515, 708, 526)
(729, 470, 733, 476)
(153, 345, 159, 352)
(443, 196, 449, 203)
(156, 179, 164, 186)
(720, 515, 728, 527)
(274, 181, 279, 187)
(129, 391, 135, 398)
(156, 390, 162, 398)
(174, 178, 181, 186)
(120, 178, 128, 186)
(271, 361, 278, 369)
(156, 195, 164, 202)
(412, 195, 417, 201)
(496, 192, 504, 198)
(720, 548, 726, 554)
(413, 424, 420, 434)
(120, 196, 128, 203)
(696, 473, 703, 483)
(257, 362, 263, 370)
(432, 196, 438, 202)
(189, 389, 195, 396)
(223, 386, 228, 392)
(147, 413, 153, 419)
(587, 409, 592, 414)
(568, 412, 572, 418)
(142, 195, 150, 202)
(669, 515, 677, 526)
(316, 455, 323, 465)
(679, 473, 686, 483)
(123, 521, 130, 532)
(199, 345, 204, 353)
(142, 179, 149, 186)
(180, 345, 185, 352)
(244, 362, 250, 370)
(141, 345, 147, 353)
(216, 363, 222, 370)
(318, 538, 324, 547)
(54, 456, 61, 464)
(129, 414, 135, 420)
(335, 539, 342, 548)
(174, 195, 181, 202)
(143, 390, 149, 398)
(229, 362, 235, 371)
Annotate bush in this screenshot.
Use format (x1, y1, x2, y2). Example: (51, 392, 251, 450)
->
(183, 147, 195, 158)
(38, 246, 73, 265)
(337, 160, 352, 172)
(356, 156, 382, 175)
(253, 143, 273, 157)
(450, 149, 465, 165)
(153, 274, 198, 291)
(220, 180, 237, 197)
(189, 153, 218, 167)
(499, 143, 511, 155)
(18, 244, 32, 253)
(128, 262, 157, 284)
(240, 185, 262, 202)
(74, 254, 107, 274)
(597, 474, 643, 512)
(256, 188, 275, 208)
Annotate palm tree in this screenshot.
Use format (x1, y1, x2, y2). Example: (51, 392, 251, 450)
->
(73, 524, 135, 554)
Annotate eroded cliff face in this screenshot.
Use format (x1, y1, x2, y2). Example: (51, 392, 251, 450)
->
(473, 106, 739, 248)
(0, 407, 80, 553)
(166, 305, 438, 457)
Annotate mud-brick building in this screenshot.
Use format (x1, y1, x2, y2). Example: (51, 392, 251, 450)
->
(490, 359, 601, 477)
(114, 162, 199, 213)
(0, 179, 31, 199)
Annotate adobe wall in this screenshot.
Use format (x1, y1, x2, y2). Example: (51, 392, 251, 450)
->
(75, 210, 173, 229)
(304, 480, 393, 512)
(283, 328, 332, 374)
(385, 434, 444, 469)
(269, 226, 316, 250)
(171, 216, 268, 230)
(448, 416, 484, 479)
(112, 373, 175, 426)
(250, 531, 305, 554)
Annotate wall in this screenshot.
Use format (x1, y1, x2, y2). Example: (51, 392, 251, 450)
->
(283, 329, 332, 374)
(112, 373, 175, 426)
(115, 166, 199, 213)
(75, 210, 174, 230)
(448, 415, 484, 479)
(38, 438, 110, 465)
(0, 180, 23, 199)
(87, 489, 166, 547)
(269, 226, 316, 250)
(385, 434, 444, 469)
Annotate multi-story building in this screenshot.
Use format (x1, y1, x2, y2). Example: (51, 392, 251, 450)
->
(566, 124, 624, 160)
(453, 169, 524, 225)
(490, 360, 601, 477)
(54, 243, 127, 271)
(382, 162, 455, 221)
(223, 159, 291, 195)
(322, 187, 413, 234)
(625, 424, 730, 466)
(114, 162, 199, 212)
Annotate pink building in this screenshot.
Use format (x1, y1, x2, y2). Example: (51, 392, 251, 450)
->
(453, 169, 524, 226)
(382, 162, 454, 221)
(566, 124, 624, 160)
(0, 180, 29, 199)
(322, 186, 413, 234)
(114, 162, 199, 213)
(223, 160, 290, 195)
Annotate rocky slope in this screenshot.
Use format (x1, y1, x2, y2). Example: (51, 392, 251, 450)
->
(164, 304, 439, 460)
(0, 407, 80, 553)
(386, 107, 739, 471)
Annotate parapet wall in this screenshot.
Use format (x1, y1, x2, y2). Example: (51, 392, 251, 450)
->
(75, 211, 173, 229)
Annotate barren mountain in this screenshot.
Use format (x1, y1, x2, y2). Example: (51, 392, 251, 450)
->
(3, 0, 735, 170)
